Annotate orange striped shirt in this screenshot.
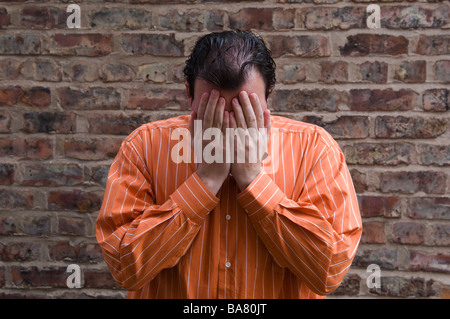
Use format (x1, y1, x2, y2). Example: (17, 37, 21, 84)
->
(96, 114, 362, 299)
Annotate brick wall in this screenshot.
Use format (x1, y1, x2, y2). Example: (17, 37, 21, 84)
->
(0, 0, 449, 299)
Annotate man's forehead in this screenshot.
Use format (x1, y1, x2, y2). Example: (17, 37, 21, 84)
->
(194, 69, 266, 97)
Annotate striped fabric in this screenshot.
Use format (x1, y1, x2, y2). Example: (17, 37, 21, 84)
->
(96, 114, 362, 299)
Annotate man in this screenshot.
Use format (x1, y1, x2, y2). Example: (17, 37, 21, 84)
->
(96, 30, 362, 299)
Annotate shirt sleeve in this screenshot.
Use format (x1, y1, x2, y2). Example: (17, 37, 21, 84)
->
(237, 138, 362, 296)
(96, 134, 219, 291)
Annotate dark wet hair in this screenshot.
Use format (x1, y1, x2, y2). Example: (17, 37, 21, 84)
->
(184, 30, 276, 100)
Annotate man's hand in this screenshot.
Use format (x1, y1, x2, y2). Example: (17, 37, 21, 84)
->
(230, 91, 271, 191)
(189, 89, 231, 196)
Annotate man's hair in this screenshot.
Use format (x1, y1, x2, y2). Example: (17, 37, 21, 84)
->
(184, 30, 276, 100)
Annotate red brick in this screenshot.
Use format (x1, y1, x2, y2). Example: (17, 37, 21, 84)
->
(353, 248, 400, 270)
(0, 34, 41, 55)
(20, 163, 83, 186)
(20, 6, 67, 29)
(0, 86, 50, 107)
(20, 87, 51, 108)
(0, 189, 34, 210)
(279, 64, 306, 84)
(429, 224, 450, 247)
(434, 60, 450, 83)
(358, 196, 401, 218)
(160, 9, 224, 31)
(0, 266, 4, 288)
(57, 216, 86, 236)
(418, 144, 450, 166)
(0, 137, 53, 159)
(340, 34, 408, 57)
(121, 34, 184, 56)
(268, 35, 330, 58)
(22, 112, 76, 134)
(303, 115, 369, 139)
(370, 276, 435, 298)
(320, 61, 348, 83)
(0, 241, 40, 262)
(382, 5, 449, 29)
(407, 197, 450, 220)
(0, 164, 14, 185)
(48, 241, 103, 263)
(90, 8, 153, 30)
(302, 6, 366, 30)
(273, 8, 295, 30)
(409, 251, 450, 273)
(0, 7, 10, 28)
(100, 64, 134, 82)
(394, 60, 427, 83)
(329, 274, 360, 296)
(0, 58, 23, 80)
(0, 216, 18, 235)
(359, 61, 388, 83)
(58, 87, 121, 110)
(375, 116, 447, 139)
(86, 113, 152, 135)
(392, 222, 425, 244)
(349, 169, 367, 193)
(22, 215, 51, 236)
(11, 266, 68, 288)
(0, 110, 10, 133)
(84, 164, 110, 187)
(271, 89, 345, 112)
(361, 221, 386, 244)
(423, 89, 449, 112)
(48, 189, 103, 213)
(0, 86, 22, 106)
(379, 171, 447, 194)
(83, 269, 121, 289)
(63, 59, 99, 82)
(49, 34, 113, 56)
(349, 89, 418, 111)
(414, 35, 450, 55)
(229, 8, 273, 31)
(22, 59, 62, 82)
(61, 137, 122, 160)
(127, 88, 188, 110)
(343, 143, 414, 166)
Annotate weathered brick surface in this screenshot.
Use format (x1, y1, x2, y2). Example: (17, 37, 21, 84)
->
(0, 0, 448, 299)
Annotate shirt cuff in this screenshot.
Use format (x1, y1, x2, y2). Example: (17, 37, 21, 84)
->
(237, 172, 285, 223)
(170, 172, 219, 224)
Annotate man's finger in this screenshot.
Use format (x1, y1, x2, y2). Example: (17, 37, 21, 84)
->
(238, 91, 257, 129)
(197, 92, 209, 123)
(213, 97, 225, 129)
(232, 97, 247, 129)
(250, 93, 264, 129)
(188, 110, 197, 137)
(203, 89, 220, 129)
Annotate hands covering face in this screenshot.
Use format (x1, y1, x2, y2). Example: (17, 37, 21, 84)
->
(189, 89, 271, 193)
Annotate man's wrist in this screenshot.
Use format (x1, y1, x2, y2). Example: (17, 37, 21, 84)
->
(233, 169, 261, 191)
(196, 170, 225, 196)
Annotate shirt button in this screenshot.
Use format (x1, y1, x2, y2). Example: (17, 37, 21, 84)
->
(225, 214, 231, 220)
(225, 262, 231, 268)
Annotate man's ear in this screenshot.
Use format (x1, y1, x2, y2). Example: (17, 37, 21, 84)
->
(185, 82, 192, 106)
